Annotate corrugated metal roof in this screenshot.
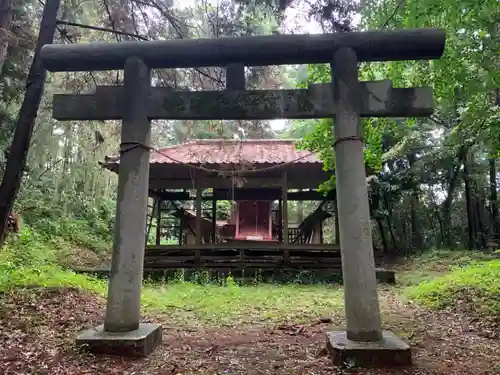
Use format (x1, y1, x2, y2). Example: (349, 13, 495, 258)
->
(149, 139, 320, 165)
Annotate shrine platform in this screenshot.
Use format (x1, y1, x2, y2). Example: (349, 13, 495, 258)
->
(73, 244, 396, 284)
(143, 244, 341, 269)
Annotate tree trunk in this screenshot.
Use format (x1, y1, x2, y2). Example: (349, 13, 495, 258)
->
(376, 217, 388, 253)
(463, 151, 476, 249)
(442, 145, 469, 247)
(471, 154, 487, 249)
(407, 152, 423, 249)
(0, 0, 60, 248)
(410, 192, 423, 249)
(382, 193, 400, 252)
(475, 195, 487, 249)
(489, 157, 499, 238)
(0, 0, 14, 76)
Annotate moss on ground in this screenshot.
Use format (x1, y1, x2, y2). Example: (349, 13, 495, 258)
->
(405, 259, 500, 316)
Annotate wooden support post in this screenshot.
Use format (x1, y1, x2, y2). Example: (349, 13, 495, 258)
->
(178, 216, 183, 245)
(282, 171, 289, 263)
(212, 195, 217, 244)
(0, 0, 60, 249)
(155, 199, 161, 246)
(320, 220, 324, 244)
(278, 198, 282, 242)
(195, 184, 202, 263)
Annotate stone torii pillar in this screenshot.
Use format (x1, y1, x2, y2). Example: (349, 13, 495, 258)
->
(325, 47, 411, 367)
(75, 57, 162, 356)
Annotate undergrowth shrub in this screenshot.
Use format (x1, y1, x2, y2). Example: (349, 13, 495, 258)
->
(16, 178, 114, 253)
(0, 225, 106, 293)
(406, 259, 500, 316)
(0, 226, 56, 267)
(26, 216, 111, 253)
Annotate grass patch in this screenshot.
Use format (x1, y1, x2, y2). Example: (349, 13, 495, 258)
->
(405, 259, 500, 316)
(396, 248, 498, 286)
(141, 280, 344, 326)
(0, 227, 107, 295)
(0, 264, 107, 295)
(0, 265, 345, 327)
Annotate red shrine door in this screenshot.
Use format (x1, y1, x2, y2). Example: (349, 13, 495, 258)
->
(235, 200, 272, 241)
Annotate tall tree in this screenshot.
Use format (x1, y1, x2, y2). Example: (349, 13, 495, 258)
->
(0, 0, 14, 75)
(0, 0, 60, 247)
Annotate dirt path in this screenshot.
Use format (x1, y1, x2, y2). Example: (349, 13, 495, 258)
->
(0, 288, 499, 375)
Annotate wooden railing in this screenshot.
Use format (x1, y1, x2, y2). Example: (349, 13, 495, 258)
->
(288, 228, 305, 244)
(219, 224, 236, 239)
(144, 243, 341, 270)
(219, 225, 304, 243)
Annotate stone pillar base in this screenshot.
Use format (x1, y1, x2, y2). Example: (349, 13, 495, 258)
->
(326, 330, 411, 368)
(76, 323, 162, 357)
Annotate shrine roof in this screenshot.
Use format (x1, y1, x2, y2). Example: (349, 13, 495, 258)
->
(103, 139, 321, 167)
(151, 139, 320, 165)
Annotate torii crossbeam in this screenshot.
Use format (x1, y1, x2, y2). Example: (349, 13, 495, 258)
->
(52, 81, 434, 121)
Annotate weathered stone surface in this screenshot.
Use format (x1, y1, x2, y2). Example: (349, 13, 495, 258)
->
(103, 57, 151, 333)
(332, 47, 383, 343)
(326, 331, 412, 368)
(40, 28, 446, 72)
(51, 82, 434, 121)
(75, 323, 162, 357)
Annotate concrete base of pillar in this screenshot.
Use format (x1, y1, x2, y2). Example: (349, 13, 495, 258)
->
(76, 323, 162, 357)
(326, 330, 411, 368)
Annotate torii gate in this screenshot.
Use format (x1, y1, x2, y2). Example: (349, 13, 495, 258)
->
(41, 28, 445, 367)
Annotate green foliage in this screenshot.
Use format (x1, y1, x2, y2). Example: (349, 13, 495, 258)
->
(290, 64, 388, 191)
(283, 0, 500, 252)
(0, 228, 106, 294)
(16, 173, 114, 252)
(361, 0, 500, 153)
(406, 259, 500, 316)
(0, 227, 56, 268)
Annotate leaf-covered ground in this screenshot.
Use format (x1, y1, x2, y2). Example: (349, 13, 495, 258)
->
(0, 279, 499, 375)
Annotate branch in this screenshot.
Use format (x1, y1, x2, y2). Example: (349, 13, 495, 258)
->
(381, 0, 406, 29)
(429, 114, 446, 125)
(101, 0, 120, 42)
(131, 0, 188, 37)
(56, 20, 148, 41)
